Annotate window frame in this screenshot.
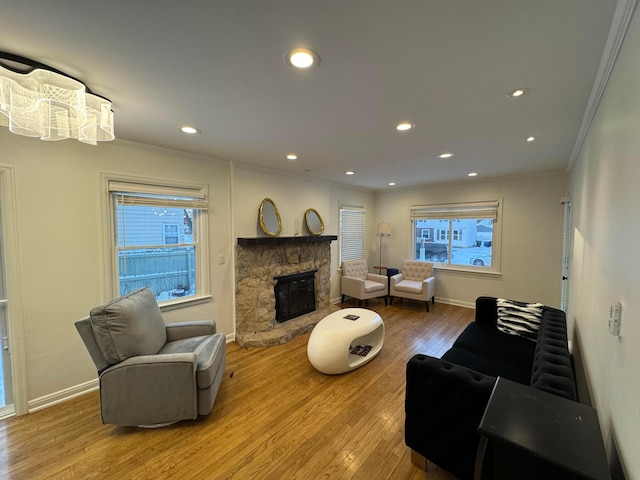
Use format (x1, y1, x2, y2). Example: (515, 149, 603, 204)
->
(102, 173, 211, 308)
(410, 200, 502, 275)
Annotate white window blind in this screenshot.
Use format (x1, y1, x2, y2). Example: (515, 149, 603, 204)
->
(410, 201, 499, 221)
(339, 206, 365, 264)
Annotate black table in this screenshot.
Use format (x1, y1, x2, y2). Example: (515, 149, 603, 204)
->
(475, 377, 611, 480)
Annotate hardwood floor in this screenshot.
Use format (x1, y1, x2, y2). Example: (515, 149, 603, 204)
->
(0, 300, 474, 479)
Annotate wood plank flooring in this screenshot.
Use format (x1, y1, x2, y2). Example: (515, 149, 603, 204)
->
(0, 300, 474, 479)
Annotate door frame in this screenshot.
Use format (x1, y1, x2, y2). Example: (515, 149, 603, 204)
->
(0, 166, 27, 417)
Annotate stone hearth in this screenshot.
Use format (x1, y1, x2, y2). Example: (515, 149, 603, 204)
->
(235, 236, 338, 347)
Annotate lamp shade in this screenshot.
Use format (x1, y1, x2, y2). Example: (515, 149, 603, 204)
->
(377, 222, 391, 237)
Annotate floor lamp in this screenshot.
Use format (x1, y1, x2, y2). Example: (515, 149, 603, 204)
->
(376, 222, 391, 273)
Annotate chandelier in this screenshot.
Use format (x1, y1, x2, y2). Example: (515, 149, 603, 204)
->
(0, 52, 114, 145)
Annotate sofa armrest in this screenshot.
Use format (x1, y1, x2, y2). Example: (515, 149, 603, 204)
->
(405, 354, 496, 480)
(166, 320, 216, 341)
(475, 296, 498, 327)
(99, 353, 198, 425)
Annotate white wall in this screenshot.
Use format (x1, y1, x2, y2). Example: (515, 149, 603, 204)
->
(1, 130, 234, 408)
(568, 5, 640, 478)
(375, 172, 569, 307)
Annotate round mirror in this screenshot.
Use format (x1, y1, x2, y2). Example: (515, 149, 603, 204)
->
(259, 198, 282, 237)
(304, 208, 324, 236)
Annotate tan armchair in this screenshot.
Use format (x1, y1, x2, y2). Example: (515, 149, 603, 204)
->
(390, 260, 436, 311)
(341, 259, 388, 305)
(75, 287, 226, 427)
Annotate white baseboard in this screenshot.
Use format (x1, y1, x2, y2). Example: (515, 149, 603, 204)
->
(28, 379, 99, 413)
(434, 297, 475, 309)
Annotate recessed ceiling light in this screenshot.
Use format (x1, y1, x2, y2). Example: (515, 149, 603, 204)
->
(468, 172, 478, 177)
(507, 88, 528, 98)
(526, 136, 536, 142)
(396, 122, 415, 131)
(438, 152, 454, 159)
(286, 154, 298, 160)
(179, 126, 201, 134)
(285, 48, 320, 69)
(345, 170, 356, 175)
(388, 182, 396, 186)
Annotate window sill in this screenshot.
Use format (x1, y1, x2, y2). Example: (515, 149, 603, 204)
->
(433, 265, 502, 278)
(159, 294, 212, 312)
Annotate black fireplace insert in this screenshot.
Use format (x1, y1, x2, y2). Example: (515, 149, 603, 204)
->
(274, 270, 316, 323)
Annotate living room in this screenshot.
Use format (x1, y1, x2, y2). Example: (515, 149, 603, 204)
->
(1, 1, 639, 479)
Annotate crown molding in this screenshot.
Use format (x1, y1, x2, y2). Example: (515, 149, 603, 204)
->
(568, 0, 638, 170)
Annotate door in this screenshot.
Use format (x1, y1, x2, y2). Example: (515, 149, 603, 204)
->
(0, 200, 14, 411)
(560, 199, 571, 312)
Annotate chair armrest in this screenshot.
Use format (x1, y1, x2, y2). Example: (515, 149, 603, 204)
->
(99, 353, 198, 425)
(405, 354, 495, 480)
(342, 276, 365, 297)
(166, 320, 216, 341)
(390, 273, 404, 287)
(366, 272, 388, 286)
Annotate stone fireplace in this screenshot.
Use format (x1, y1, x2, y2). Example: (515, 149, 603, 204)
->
(235, 235, 339, 347)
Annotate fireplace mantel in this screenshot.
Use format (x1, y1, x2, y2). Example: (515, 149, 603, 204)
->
(237, 235, 337, 246)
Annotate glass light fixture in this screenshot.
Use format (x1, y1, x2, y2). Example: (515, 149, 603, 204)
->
(526, 136, 536, 142)
(468, 172, 478, 177)
(0, 52, 114, 145)
(438, 152, 454, 159)
(345, 170, 356, 175)
(286, 154, 298, 160)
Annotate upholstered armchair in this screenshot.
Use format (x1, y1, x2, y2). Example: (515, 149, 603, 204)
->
(341, 259, 388, 305)
(75, 287, 226, 427)
(390, 260, 436, 311)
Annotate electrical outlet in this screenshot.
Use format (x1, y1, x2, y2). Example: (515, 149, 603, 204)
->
(218, 253, 225, 265)
(608, 301, 621, 336)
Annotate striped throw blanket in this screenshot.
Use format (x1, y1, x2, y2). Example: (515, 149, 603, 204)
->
(496, 298, 543, 341)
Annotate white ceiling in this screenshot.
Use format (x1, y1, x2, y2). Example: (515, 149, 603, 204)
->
(1, 1, 619, 190)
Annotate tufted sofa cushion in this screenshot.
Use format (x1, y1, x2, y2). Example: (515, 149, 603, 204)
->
(530, 307, 577, 400)
(402, 260, 433, 281)
(342, 259, 369, 280)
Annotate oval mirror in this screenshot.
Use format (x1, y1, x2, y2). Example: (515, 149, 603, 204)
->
(259, 198, 282, 237)
(304, 208, 324, 236)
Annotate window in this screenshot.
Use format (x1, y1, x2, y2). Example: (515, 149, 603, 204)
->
(411, 201, 500, 271)
(163, 224, 180, 244)
(106, 177, 209, 303)
(339, 205, 365, 264)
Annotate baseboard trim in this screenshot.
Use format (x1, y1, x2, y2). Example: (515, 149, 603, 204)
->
(28, 379, 99, 413)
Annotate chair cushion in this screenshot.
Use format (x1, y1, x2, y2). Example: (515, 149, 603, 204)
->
(364, 279, 386, 293)
(89, 288, 167, 364)
(159, 333, 226, 389)
(394, 279, 423, 294)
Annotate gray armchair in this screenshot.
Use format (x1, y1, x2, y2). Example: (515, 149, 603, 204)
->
(75, 287, 226, 427)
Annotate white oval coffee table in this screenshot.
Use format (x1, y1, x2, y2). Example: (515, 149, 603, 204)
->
(307, 308, 384, 374)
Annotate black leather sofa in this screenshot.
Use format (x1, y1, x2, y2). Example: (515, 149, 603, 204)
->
(405, 296, 577, 480)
